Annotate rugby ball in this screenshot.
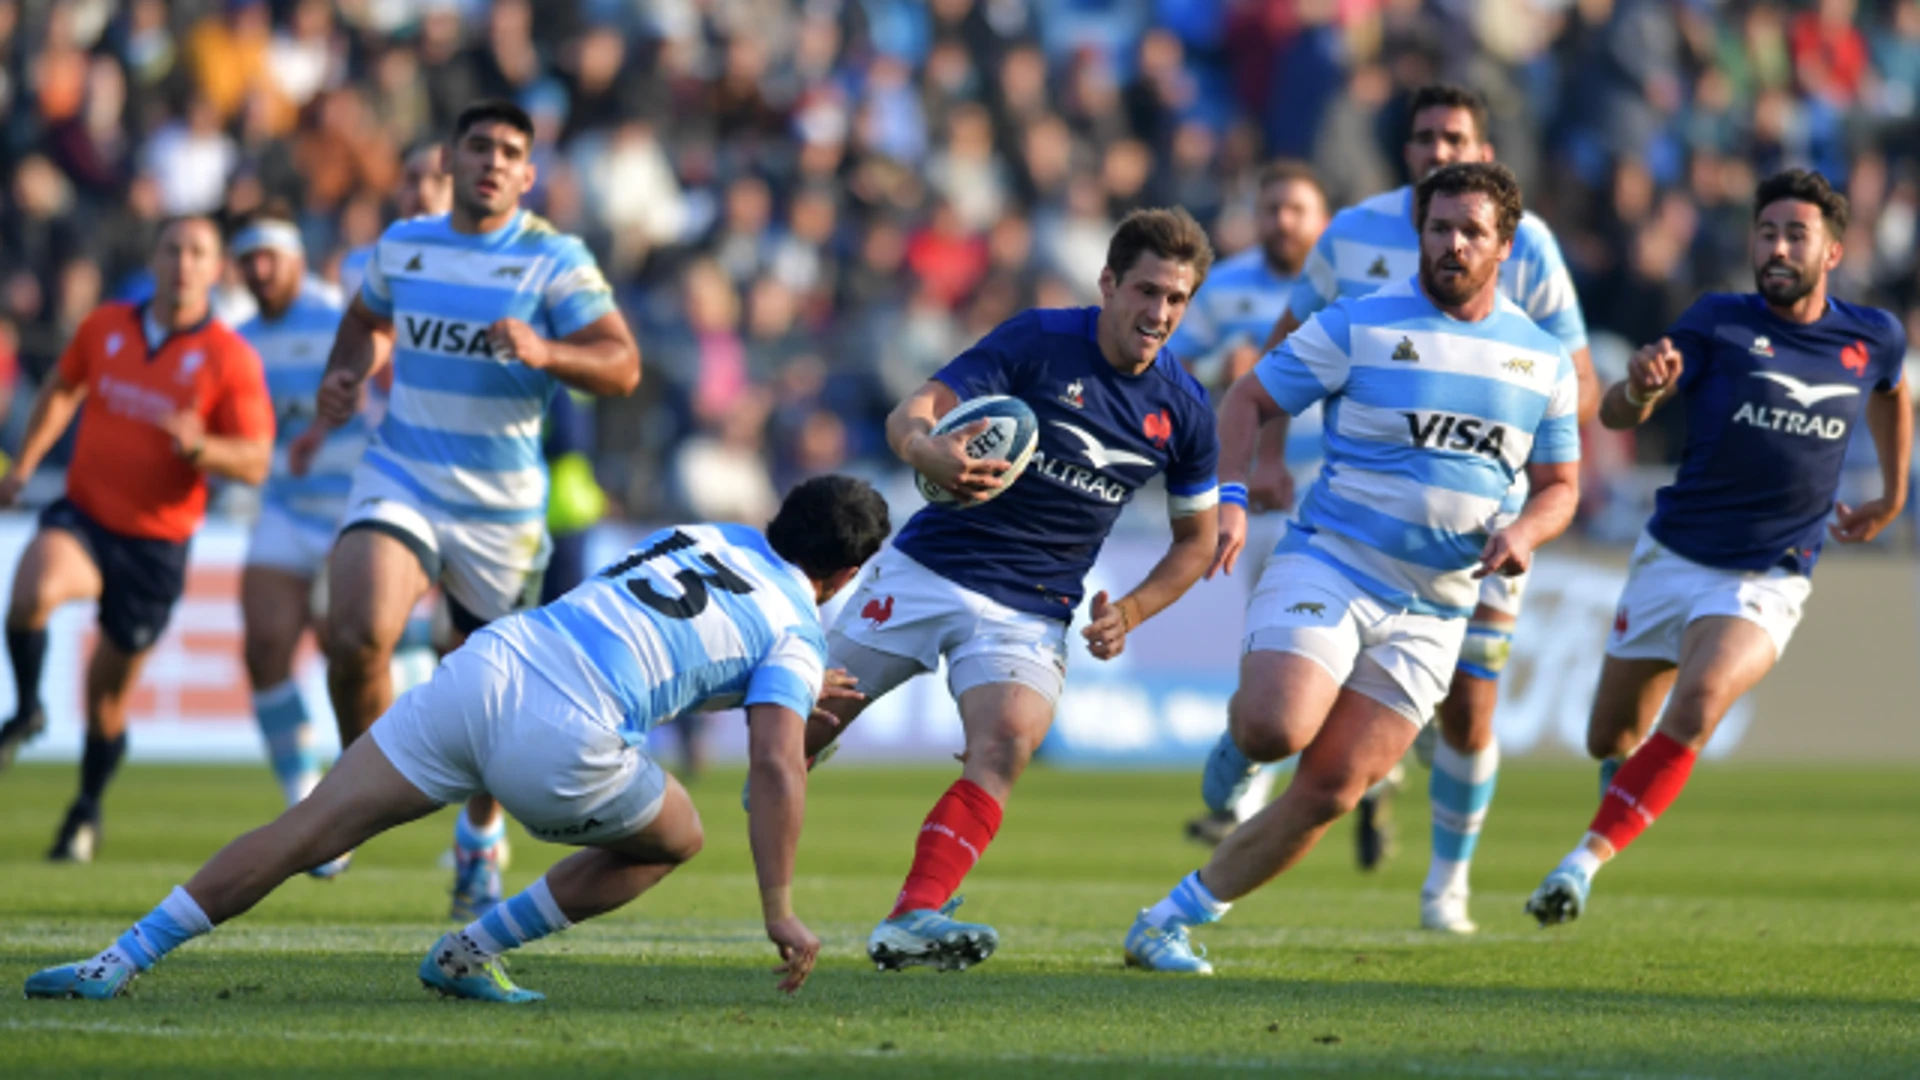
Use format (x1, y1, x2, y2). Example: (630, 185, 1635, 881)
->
(914, 395, 1040, 507)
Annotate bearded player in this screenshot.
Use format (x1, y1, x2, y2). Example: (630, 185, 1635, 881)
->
(1526, 170, 1909, 925)
(802, 209, 1221, 971)
(1202, 86, 1598, 938)
(1128, 162, 1579, 974)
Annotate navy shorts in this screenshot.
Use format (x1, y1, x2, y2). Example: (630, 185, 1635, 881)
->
(39, 499, 191, 653)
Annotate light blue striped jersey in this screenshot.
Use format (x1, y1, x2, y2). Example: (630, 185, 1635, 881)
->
(1170, 246, 1323, 455)
(1288, 187, 1588, 355)
(338, 245, 372, 301)
(481, 524, 827, 744)
(358, 211, 616, 523)
(1168, 248, 1301, 372)
(1257, 278, 1580, 618)
(237, 279, 362, 529)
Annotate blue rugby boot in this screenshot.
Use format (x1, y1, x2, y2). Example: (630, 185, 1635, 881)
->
(25, 954, 138, 1000)
(419, 933, 544, 1003)
(1123, 910, 1214, 975)
(867, 897, 998, 972)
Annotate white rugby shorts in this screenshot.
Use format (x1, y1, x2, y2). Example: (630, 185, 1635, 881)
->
(339, 460, 550, 628)
(1242, 551, 1467, 725)
(370, 632, 667, 845)
(245, 502, 336, 580)
(1606, 531, 1812, 664)
(828, 545, 1070, 705)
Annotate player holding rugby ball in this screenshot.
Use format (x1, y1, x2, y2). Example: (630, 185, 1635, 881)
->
(811, 209, 1224, 972)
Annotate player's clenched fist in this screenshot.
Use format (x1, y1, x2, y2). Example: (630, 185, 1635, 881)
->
(907, 420, 1010, 503)
(487, 318, 551, 369)
(1628, 337, 1683, 404)
(313, 368, 363, 427)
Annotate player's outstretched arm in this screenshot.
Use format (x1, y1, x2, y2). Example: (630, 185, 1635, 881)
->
(0, 371, 87, 505)
(744, 701, 821, 994)
(1477, 460, 1580, 579)
(1831, 380, 1912, 544)
(489, 311, 641, 397)
(1599, 337, 1684, 430)
(1084, 507, 1218, 660)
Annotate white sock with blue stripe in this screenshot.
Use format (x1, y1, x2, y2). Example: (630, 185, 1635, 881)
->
(102, 886, 213, 972)
(1424, 740, 1500, 901)
(461, 876, 571, 959)
(253, 682, 320, 807)
(1144, 871, 1232, 930)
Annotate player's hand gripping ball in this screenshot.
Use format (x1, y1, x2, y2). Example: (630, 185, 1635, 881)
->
(914, 395, 1040, 507)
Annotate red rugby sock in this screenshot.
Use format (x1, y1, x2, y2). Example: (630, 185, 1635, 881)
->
(890, 780, 1003, 918)
(1588, 732, 1697, 855)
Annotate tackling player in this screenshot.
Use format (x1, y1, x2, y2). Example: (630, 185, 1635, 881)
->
(1126, 164, 1580, 974)
(230, 207, 365, 875)
(1526, 170, 1909, 926)
(24, 475, 889, 1002)
(291, 100, 640, 919)
(1201, 85, 1599, 936)
(801, 209, 1221, 972)
(0, 217, 274, 860)
(1168, 160, 1330, 844)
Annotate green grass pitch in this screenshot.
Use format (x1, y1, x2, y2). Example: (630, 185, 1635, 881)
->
(1, 760, 1916, 1078)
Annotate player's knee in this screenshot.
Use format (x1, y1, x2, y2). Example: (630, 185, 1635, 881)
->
(1586, 726, 1633, 761)
(322, 611, 388, 671)
(243, 631, 295, 690)
(1662, 681, 1726, 740)
(1227, 697, 1303, 762)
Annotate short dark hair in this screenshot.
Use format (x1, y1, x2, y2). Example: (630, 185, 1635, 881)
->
(157, 214, 224, 253)
(765, 475, 892, 582)
(1754, 168, 1849, 235)
(453, 100, 535, 144)
(1415, 162, 1524, 243)
(1407, 84, 1490, 145)
(1256, 159, 1327, 206)
(1105, 207, 1215, 287)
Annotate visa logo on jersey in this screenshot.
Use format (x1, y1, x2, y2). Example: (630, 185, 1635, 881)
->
(399, 315, 497, 359)
(1402, 411, 1512, 458)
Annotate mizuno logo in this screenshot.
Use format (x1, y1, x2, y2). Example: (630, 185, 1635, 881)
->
(1367, 256, 1391, 278)
(1286, 601, 1326, 616)
(404, 253, 423, 272)
(1051, 420, 1154, 470)
(1392, 337, 1421, 362)
(492, 265, 526, 279)
(1749, 371, 1860, 408)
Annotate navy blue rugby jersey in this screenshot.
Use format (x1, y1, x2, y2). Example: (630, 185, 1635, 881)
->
(892, 308, 1220, 621)
(1648, 292, 1906, 573)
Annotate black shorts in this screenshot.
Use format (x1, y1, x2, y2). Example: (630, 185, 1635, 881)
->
(39, 499, 191, 653)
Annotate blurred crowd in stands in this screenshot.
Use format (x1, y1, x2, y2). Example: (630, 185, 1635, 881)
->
(2, 0, 1919, 539)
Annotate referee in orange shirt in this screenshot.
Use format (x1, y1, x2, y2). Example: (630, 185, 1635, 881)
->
(0, 215, 274, 861)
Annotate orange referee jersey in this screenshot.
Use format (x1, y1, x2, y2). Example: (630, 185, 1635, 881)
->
(57, 302, 274, 542)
